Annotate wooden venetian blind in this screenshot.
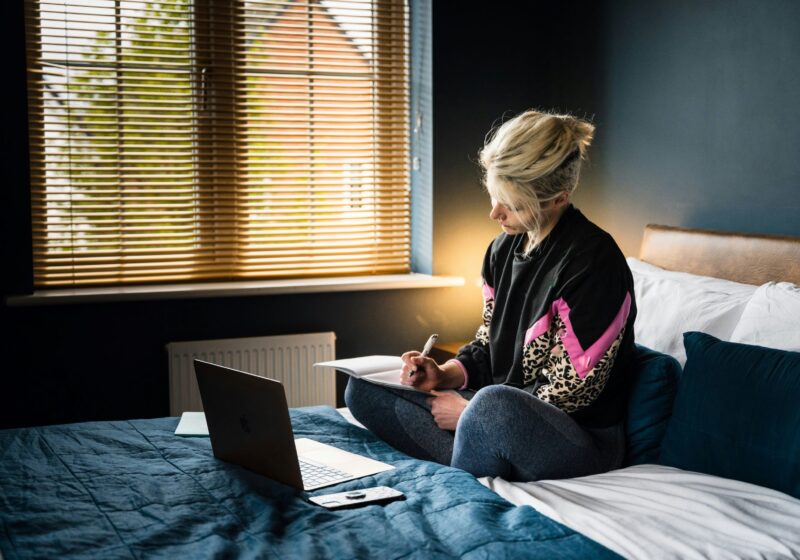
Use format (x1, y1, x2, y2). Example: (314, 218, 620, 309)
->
(24, 0, 410, 288)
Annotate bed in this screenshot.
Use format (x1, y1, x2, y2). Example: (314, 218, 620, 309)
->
(2, 224, 800, 559)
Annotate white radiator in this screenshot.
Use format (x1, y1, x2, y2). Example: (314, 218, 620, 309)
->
(166, 332, 336, 416)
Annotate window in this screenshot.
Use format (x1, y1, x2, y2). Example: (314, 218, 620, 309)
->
(24, 0, 410, 288)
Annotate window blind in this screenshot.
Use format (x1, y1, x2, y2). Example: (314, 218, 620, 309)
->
(24, 0, 410, 288)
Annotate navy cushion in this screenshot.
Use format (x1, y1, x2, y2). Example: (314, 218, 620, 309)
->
(658, 331, 800, 499)
(624, 345, 681, 466)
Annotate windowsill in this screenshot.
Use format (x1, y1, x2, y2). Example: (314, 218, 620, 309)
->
(5, 273, 465, 307)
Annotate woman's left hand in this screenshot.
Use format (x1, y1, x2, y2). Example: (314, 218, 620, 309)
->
(427, 391, 469, 431)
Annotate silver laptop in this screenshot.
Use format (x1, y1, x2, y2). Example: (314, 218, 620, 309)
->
(193, 359, 394, 491)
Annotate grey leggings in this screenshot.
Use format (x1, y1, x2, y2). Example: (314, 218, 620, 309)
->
(344, 378, 625, 481)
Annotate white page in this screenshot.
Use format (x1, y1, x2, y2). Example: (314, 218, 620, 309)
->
(362, 369, 429, 393)
(314, 355, 403, 376)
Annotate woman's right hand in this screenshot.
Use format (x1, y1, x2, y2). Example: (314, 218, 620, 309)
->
(400, 351, 445, 392)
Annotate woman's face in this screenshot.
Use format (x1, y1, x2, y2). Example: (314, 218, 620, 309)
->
(488, 188, 568, 237)
(489, 197, 531, 235)
(486, 175, 532, 234)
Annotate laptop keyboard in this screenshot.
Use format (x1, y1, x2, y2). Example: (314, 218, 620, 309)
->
(299, 459, 351, 488)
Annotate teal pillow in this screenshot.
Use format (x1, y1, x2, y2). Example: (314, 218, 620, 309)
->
(658, 332, 800, 499)
(624, 345, 681, 466)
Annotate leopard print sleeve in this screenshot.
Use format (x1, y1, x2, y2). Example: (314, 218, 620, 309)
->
(452, 281, 494, 389)
(475, 282, 494, 345)
(522, 292, 632, 413)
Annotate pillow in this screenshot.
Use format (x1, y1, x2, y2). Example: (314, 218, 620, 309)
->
(623, 345, 682, 466)
(627, 257, 756, 365)
(658, 332, 800, 499)
(729, 282, 800, 351)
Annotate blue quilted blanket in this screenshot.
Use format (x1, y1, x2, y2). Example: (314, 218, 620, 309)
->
(0, 406, 619, 559)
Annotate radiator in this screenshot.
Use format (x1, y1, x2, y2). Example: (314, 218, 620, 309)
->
(166, 332, 336, 416)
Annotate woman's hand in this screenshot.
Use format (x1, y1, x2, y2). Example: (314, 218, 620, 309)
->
(400, 351, 444, 392)
(427, 391, 469, 431)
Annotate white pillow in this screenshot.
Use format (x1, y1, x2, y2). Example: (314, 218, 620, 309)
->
(627, 257, 757, 365)
(729, 282, 800, 351)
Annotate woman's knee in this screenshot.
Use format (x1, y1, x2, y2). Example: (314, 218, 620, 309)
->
(458, 384, 513, 433)
(464, 385, 520, 417)
(343, 377, 357, 406)
(343, 377, 371, 410)
(474, 384, 519, 403)
(344, 378, 404, 427)
(458, 384, 547, 435)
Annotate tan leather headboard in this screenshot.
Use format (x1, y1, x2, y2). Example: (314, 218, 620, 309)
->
(639, 224, 800, 285)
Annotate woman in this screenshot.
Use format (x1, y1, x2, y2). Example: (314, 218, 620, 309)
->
(345, 109, 636, 481)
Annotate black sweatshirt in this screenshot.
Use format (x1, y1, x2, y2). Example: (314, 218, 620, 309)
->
(454, 205, 637, 428)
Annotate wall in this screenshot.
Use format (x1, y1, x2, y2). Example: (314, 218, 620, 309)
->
(578, 0, 800, 256)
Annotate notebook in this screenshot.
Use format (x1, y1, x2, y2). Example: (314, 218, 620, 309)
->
(313, 355, 458, 395)
(174, 411, 209, 436)
(193, 359, 394, 491)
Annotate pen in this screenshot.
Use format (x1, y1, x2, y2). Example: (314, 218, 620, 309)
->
(409, 333, 438, 378)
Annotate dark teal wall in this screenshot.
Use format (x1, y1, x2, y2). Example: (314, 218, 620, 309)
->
(577, 0, 800, 255)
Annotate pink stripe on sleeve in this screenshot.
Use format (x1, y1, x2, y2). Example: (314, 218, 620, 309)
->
(524, 312, 553, 346)
(446, 359, 469, 390)
(552, 291, 632, 379)
(482, 283, 495, 301)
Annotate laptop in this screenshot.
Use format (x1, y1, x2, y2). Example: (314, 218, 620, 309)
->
(193, 359, 394, 491)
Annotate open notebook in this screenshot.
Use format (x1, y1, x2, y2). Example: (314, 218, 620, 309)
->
(314, 355, 426, 393)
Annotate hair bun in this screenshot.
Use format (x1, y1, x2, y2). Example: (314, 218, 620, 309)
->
(560, 116, 595, 157)
(479, 109, 594, 196)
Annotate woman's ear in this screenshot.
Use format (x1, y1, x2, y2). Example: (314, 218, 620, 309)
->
(554, 191, 570, 207)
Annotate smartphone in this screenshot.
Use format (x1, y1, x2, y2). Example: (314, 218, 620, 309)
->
(308, 486, 405, 510)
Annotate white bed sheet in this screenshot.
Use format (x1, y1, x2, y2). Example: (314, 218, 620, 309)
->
(336, 408, 800, 558)
(479, 465, 800, 560)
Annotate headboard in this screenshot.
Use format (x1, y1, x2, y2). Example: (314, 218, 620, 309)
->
(639, 224, 800, 285)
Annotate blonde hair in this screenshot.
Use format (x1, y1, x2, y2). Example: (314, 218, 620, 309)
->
(479, 109, 595, 239)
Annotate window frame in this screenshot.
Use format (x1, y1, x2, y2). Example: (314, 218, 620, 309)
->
(4, 0, 438, 306)
(15, 0, 435, 297)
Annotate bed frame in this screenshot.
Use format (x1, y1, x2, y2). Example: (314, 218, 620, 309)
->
(640, 224, 800, 285)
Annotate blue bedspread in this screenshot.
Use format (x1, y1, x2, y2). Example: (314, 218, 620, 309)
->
(0, 406, 619, 559)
